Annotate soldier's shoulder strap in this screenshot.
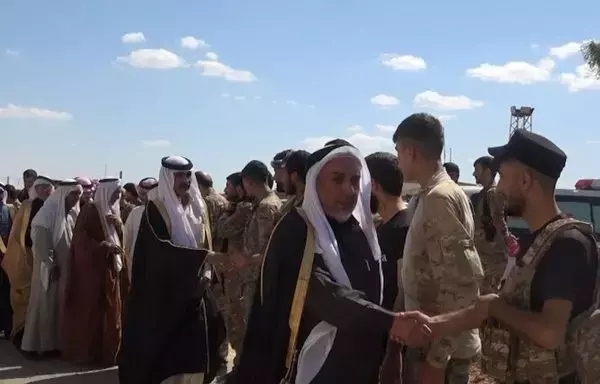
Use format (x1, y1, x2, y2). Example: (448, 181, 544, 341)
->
(522, 218, 592, 269)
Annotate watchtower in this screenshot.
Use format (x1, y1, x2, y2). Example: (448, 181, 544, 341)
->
(509, 106, 534, 138)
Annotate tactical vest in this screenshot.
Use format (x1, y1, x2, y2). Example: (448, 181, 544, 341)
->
(481, 218, 600, 384)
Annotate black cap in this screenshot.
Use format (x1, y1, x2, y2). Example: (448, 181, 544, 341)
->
(488, 130, 566, 180)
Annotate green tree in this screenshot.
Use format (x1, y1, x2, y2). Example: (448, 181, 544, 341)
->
(582, 41, 600, 77)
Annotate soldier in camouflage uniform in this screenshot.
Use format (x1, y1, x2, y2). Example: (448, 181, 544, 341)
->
(196, 170, 229, 250)
(270, 149, 293, 199)
(214, 173, 253, 367)
(394, 113, 483, 384)
(275, 149, 310, 221)
(402, 130, 600, 384)
(228, 163, 281, 370)
(472, 156, 510, 294)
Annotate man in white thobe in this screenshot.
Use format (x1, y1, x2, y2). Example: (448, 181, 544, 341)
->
(21, 179, 82, 358)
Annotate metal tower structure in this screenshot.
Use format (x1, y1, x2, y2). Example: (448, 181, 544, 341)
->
(509, 106, 534, 138)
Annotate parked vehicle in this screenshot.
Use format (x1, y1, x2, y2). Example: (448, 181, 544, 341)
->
(462, 179, 600, 238)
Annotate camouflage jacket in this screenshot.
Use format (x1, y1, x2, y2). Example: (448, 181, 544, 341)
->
(474, 185, 509, 257)
(482, 218, 600, 383)
(215, 200, 253, 254)
(275, 194, 303, 224)
(243, 191, 282, 256)
(204, 190, 229, 243)
(402, 169, 483, 368)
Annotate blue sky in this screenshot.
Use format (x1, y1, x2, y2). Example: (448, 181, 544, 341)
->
(1, 0, 598, 190)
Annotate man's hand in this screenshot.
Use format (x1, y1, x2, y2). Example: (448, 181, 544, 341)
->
(229, 252, 247, 268)
(106, 214, 122, 228)
(390, 313, 432, 347)
(418, 362, 445, 384)
(101, 241, 122, 255)
(476, 293, 499, 321)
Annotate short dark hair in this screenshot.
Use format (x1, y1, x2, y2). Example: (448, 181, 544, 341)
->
(271, 149, 293, 169)
(285, 150, 311, 183)
(23, 169, 37, 179)
(226, 172, 242, 187)
(392, 113, 444, 159)
(325, 138, 352, 147)
(4, 184, 18, 200)
(365, 152, 404, 197)
(443, 162, 460, 175)
(195, 171, 213, 189)
(473, 156, 496, 176)
(241, 160, 271, 185)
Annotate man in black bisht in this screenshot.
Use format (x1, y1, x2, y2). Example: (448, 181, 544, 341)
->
(235, 142, 430, 384)
(118, 156, 226, 384)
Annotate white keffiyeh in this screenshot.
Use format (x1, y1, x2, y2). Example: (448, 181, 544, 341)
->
(157, 156, 207, 249)
(296, 145, 383, 384)
(95, 178, 123, 272)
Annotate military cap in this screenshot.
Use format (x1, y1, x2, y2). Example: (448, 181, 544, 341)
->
(488, 129, 566, 180)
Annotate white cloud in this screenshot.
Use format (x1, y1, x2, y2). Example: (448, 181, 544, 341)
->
(254, 96, 261, 100)
(560, 64, 600, 92)
(370, 94, 399, 108)
(195, 60, 257, 82)
(121, 32, 146, 44)
(205, 52, 219, 61)
(116, 49, 186, 69)
(376, 124, 395, 133)
(347, 125, 363, 132)
(0, 104, 72, 120)
(286, 100, 298, 105)
(303, 132, 393, 154)
(531, 43, 540, 49)
(549, 41, 584, 59)
(181, 36, 209, 50)
(221, 93, 230, 98)
(5, 49, 19, 56)
(466, 57, 555, 84)
(234, 96, 245, 101)
(414, 91, 484, 110)
(380, 54, 426, 71)
(142, 139, 171, 148)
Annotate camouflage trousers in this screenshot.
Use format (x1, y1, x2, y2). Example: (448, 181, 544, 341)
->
(479, 251, 507, 295)
(217, 266, 259, 367)
(403, 347, 472, 384)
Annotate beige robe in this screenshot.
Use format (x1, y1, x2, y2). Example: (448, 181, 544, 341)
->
(21, 214, 76, 352)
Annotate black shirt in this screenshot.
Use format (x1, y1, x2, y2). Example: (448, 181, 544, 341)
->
(516, 215, 597, 319)
(377, 209, 410, 310)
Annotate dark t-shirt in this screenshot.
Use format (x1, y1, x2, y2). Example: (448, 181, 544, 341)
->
(515, 216, 597, 384)
(377, 209, 410, 311)
(516, 215, 598, 319)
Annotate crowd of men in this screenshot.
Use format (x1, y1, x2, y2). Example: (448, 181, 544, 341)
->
(0, 112, 599, 384)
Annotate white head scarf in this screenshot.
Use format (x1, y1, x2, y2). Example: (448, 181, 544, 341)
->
(94, 178, 122, 246)
(28, 176, 55, 201)
(95, 178, 123, 271)
(31, 180, 82, 249)
(0, 185, 6, 204)
(296, 144, 383, 384)
(157, 156, 207, 249)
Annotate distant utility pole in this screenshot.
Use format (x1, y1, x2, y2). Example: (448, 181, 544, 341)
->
(119, 171, 123, 179)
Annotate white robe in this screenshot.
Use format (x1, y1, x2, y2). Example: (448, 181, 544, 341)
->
(123, 205, 144, 278)
(21, 214, 76, 352)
